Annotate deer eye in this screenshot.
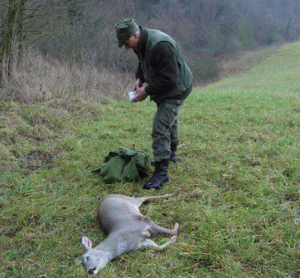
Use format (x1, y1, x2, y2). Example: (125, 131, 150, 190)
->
(86, 256, 89, 261)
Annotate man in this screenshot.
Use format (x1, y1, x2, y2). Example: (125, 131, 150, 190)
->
(115, 18, 193, 190)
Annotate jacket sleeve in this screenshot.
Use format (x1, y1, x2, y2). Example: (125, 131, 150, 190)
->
(135, 62, 145, 84)
(145, 42, 179, 96)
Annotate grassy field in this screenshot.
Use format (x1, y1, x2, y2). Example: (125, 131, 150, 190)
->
(1, 42, 300, 278)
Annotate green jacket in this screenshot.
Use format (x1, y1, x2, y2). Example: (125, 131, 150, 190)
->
(136, 28, 193, 103)
(92, 150, 150, 183)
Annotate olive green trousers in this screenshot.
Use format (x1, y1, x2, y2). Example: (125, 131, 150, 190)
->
(152, 87, 192, 161)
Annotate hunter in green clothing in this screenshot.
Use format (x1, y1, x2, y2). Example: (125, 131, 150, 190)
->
(115, 18, 193, 190)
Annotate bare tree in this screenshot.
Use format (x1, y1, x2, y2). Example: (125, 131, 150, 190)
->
(0, 0, 50, 83)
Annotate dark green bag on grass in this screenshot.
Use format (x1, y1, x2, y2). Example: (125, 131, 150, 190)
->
(92, 150, 150, 183)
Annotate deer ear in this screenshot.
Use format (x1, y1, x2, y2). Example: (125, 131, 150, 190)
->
(82, 236, 93, 251)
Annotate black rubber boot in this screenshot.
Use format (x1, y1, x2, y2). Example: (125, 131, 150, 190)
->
(144, 159, 170, 190)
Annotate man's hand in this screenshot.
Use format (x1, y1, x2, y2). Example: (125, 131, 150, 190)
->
(133, 79, 143, 92)
(133, 87, 148, 102)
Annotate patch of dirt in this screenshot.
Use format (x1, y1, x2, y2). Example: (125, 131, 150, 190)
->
(4, 226, 23, 237)
(19, 150, 58, 171)
(27, 214, 41, 225)
(285, 194, 299, 202)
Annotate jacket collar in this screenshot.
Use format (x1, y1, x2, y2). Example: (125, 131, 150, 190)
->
(137, 26, 148, 59)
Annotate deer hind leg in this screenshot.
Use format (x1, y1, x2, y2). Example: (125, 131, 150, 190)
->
(148, 221, 180, 236)
(137, 194, 174, 206)
(122, 194, 173, 208)
(138, 236, 177, 251)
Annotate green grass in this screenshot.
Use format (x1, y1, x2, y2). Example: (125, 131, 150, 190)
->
(1, 42, 300, 278)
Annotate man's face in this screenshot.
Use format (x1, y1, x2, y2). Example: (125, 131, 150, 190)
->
(124, 33, 139, 50)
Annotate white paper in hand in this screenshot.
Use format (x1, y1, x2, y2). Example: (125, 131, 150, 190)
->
(128, 91, 137, 102)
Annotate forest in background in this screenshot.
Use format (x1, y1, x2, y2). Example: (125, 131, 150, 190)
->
(1, 0, 300, 98)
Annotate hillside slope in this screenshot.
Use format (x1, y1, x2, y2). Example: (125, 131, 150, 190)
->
(1, 42, 299, 278)
(209, 42, 300, 92)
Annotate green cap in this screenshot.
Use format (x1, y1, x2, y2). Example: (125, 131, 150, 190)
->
(115, 18, 139, 48)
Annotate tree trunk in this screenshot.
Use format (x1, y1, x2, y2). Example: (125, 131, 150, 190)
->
(17, 0, 27, 68)
(285, 18, 292, 40)
(0, 19, 4, 87)
(0, 56, 3, 87)
(7, 0, 18, 79)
